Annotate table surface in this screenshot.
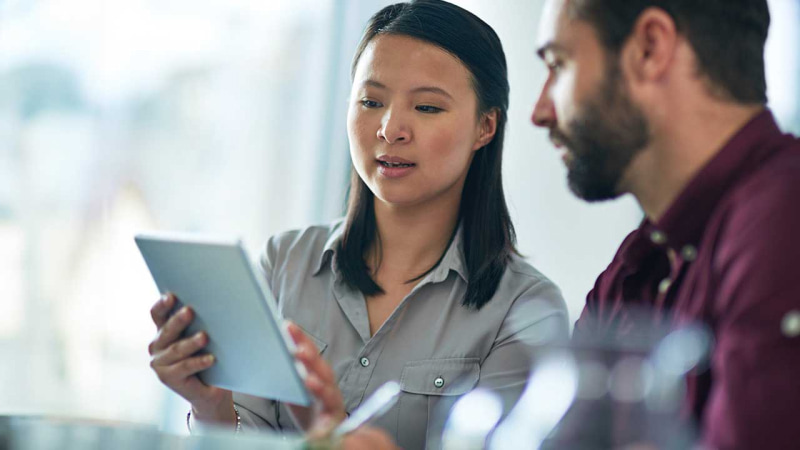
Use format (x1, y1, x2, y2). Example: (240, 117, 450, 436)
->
(0, 415, 306, 450)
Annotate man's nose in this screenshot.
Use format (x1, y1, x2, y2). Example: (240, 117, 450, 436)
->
(531, 84, 557, 129)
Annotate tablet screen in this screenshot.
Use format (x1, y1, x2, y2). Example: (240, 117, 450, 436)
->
(135, 232, 310, 406)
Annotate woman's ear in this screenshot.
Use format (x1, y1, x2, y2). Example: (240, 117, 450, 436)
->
(473, 109, 499, 151)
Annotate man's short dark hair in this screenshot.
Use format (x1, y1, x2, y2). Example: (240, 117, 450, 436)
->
(569, 0, 770, 104)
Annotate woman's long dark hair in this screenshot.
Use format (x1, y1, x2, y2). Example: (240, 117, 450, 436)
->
(336, 0, 517, 309)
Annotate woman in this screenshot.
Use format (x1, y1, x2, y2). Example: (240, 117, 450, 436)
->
(147, 1, 569, 448)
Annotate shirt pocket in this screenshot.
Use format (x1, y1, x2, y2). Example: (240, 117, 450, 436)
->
(397, 357, 480, 449)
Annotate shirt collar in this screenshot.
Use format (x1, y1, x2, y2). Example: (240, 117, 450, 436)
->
(645, 109, 783, 253)
(430, 224, 468, 283)
(314, 220, 345, 277)
(313, 221, 468, 283)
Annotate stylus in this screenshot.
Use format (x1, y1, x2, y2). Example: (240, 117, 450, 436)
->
(332, 381, 401, 438)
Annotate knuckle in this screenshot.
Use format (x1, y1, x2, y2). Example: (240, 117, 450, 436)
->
(168, 343, 187, 363)
(168, 314, 188, 332)
(186, 334, 202, 349)
(180, 358, 196, 373)
(175, 340, 194, 358)
(172, 341, 187, 358)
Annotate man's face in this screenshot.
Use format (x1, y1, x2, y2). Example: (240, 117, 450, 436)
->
(532, 0, 650, 201)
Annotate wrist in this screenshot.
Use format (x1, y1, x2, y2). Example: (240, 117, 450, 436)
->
(191, 395, 236, 425)
(188, 402, 241, 434)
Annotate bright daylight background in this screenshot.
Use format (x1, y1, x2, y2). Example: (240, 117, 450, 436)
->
(1, 0, 798, 434)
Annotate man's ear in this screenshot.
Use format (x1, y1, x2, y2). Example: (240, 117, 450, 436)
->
(473, 108, 499, 151)
(622, 7, 678, 84)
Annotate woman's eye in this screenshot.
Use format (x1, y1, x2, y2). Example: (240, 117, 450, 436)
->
(416, 105, 443, 114)
(360, 99, 381, 108)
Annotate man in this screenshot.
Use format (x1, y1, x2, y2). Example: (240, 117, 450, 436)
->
(342, 0, 800, 448)
(532, 0, 800, 449)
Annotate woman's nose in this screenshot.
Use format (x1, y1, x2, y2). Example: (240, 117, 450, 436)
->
(377, 110, 411, 144)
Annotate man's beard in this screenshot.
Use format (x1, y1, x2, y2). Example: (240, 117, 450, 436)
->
(552, 61, 650, 202)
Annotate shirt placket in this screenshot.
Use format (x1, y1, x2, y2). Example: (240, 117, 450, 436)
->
(334, 270, 445, 413)
(654, 244, 698, 324)
(339, 328, 387, 413)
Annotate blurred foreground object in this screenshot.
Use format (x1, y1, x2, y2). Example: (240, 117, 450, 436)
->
(434, 316, 712, 449)
(539, 320, 711, 449)
(0, 415, 302, 450)
(488, 351, 578, 449)
(442, 389, 504, 450)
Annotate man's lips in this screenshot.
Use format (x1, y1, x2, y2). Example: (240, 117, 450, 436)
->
(549, 131, 567, 149)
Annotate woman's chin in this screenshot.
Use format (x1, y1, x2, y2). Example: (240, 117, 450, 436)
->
(372, 190, 424, 209)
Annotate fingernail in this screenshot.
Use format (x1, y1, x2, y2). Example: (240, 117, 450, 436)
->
(204, 354, 215, 364)
(194, 333, 205, 343)
(181, 306, 191, 317)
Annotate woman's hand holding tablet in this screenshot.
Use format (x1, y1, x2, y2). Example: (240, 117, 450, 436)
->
(146, 293, 347, 433)
(147, 293, 237, 426)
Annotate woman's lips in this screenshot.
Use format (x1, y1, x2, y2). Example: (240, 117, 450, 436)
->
(376, 159, 416, 178)
(377, 155, 415, 165)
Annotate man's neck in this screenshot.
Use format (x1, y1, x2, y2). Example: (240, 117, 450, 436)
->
(623, 103, 764, 222)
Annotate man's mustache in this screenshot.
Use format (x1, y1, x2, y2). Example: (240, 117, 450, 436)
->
(549, 128, 571, 149)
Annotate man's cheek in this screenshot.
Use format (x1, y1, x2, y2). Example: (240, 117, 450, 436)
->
(552, 69, 577, 123)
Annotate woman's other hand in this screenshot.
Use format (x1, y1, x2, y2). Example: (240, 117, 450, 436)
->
(285, 322, 347, 434)
(148, 293, 236, 425)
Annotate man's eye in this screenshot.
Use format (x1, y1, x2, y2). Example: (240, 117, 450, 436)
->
(416, 105, 443, 113)
(547, 60, 563, 72)
(360, 99, 381, 108)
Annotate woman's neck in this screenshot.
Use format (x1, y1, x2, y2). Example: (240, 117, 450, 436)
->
(369, 194, 460, 281)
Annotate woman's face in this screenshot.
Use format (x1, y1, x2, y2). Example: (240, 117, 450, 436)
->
(347, 34, 495, 209)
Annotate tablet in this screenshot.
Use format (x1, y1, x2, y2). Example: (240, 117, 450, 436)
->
(135, 232, 311, 406)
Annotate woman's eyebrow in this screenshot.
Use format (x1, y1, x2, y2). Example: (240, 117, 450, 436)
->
(410, 86, 453, 100)
(363, 79, 387, 89)
(361, 79, 453, 100)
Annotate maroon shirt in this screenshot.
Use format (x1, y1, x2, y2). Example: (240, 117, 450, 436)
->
(573, 110, 800, 450)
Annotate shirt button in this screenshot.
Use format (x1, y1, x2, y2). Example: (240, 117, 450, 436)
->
(359, 357, 370, 367)
(782, 311, 800, 338)
(681, 245, 698, 262)
(434, 377, 445, 388)
(658, 278, 672, 294)
(650, 230, 667, 245)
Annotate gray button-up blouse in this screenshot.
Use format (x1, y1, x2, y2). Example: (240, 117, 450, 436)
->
(234, 221, 569, 449)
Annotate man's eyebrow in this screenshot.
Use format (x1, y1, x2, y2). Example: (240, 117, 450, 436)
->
(536, 41, 567, 59)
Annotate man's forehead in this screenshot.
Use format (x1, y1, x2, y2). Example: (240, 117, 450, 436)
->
(536, 0, 570, 53)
